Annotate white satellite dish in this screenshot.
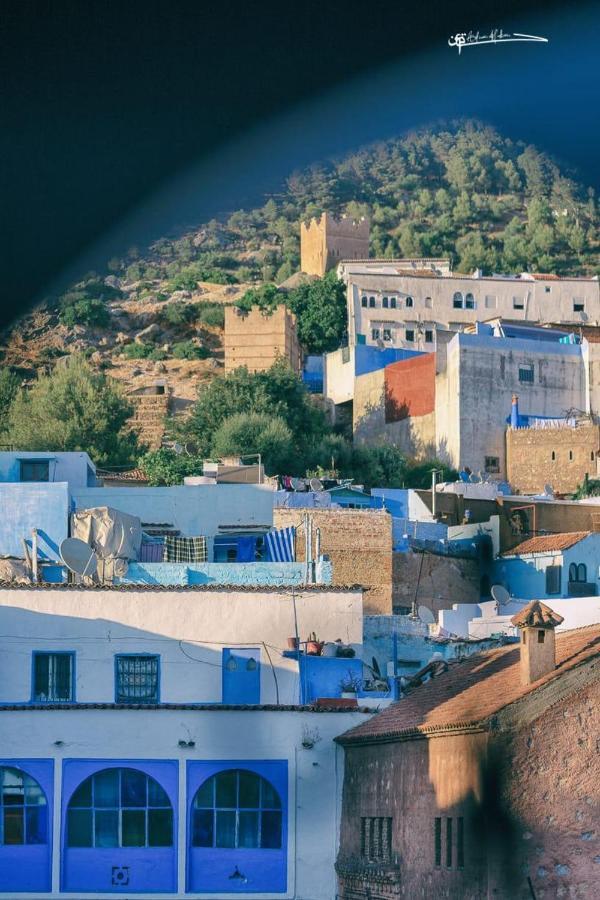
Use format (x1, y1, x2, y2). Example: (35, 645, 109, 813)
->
(544, 483, 554, 496)
(310, 478, 323, 492)
(418, 605, 435, 624)
(60, 538, 98, 578)
(491, 584, 510, 606)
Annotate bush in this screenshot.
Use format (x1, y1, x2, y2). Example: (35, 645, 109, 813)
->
(196, 304, 225, 328)
(121, 343, 153, 359)
(172, 341, 210, 360)
(162, 302, 198, 327)
(139, 448, 204, 486)
(59, 298, 110, 328)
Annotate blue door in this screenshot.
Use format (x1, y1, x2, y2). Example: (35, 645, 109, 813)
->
(222, 648, 260, 704)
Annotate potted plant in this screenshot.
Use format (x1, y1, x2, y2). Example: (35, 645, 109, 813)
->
(306, 632, 324, 656)
(339, 670, 362, 698)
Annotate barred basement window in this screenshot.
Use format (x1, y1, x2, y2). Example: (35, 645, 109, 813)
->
(115, 655, 159, 703)
(434, 816, 464, 869)
(360, 816, 392, 862)
(519, 365, 534, 384)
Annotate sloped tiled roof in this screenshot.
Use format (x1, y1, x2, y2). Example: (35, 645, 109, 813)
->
(511, 600, 565, 628)
(501, 532, 590, 557)
(337, 625, 600, 745)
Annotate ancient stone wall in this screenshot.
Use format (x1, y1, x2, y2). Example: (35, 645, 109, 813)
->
(224, 304, 301, 373)
(300, 213, 370, 277)
(506, 423, 600, 495)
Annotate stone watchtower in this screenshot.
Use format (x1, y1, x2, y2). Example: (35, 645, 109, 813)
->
(300, 213, 370, 277)
(511, 600, 565, 685)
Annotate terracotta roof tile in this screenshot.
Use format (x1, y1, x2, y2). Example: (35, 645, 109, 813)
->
(501, 531, 589, 557)
(511, 600, 564, 628)
(337, 625, 600, 745)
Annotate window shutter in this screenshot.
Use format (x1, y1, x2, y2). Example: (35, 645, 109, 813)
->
(55, 655, 72, 701)
(34, 654, 49, 700)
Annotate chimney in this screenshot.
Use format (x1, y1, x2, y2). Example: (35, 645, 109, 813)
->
(511, 601, 564, 685)
(510, 394, 520, 428)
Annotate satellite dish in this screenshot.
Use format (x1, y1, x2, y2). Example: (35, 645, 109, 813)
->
(290, 477, 300, 492)
(60, 538, 98, 578)
(310, 478, 323, 492)
(491, 584, 510, 606)
(418, 605, 435, 624)
(544, 483, 554, 496)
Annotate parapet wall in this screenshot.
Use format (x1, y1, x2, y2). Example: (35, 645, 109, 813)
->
(300, 213, 370, 277)
(506, 423, 600, 494)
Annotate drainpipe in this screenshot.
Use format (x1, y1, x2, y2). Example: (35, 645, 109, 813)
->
(431, 469, 437, 519)
(510, 394, 520, 428)
(31, 529, 39, 583)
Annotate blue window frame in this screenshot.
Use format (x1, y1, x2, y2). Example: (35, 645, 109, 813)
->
(191, 769, 282, 850)
(115, 655, 160, 704)
(0, 767, 47, 845)
(66, 768, 173, 849)
(32, 652, 75, 702)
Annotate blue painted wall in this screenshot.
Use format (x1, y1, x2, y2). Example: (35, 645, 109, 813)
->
(0, 758, 53, 893)
(119, 560, 332, 587)
(186, 759, 287, 894)
(354, 345, 423, 377)
(0, 451, 96, 487)
(61, 759, 178, 894)
(299, 656, 363, 703)
(0, 482, 69, 560)
(492, 534, 600, 600)
(302, 355, 324, 393)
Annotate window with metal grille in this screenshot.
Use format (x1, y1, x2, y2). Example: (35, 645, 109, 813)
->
(192, 769, 282, 849)
(360, 816, 392, 862)
(519, 365, 534, 383)
(115, 655, 159, 703)
(0, 767, 47, 845)
(434, 816, 464, 869)
(545, 565, 561, 595)
(19, 460, 49, 482)
(33, 652, 74, 702)
(484, 456, 500, 473)
(67, 767, 173, 848)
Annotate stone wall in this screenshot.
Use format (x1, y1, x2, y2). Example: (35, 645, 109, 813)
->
(300, 213, 370, 277)
(392, 550, 481, 615)
(127, 391, 170, 450)
(273, 507, 393, 614)
(506, 423, 600, 494)
(224, 304, 301, 373)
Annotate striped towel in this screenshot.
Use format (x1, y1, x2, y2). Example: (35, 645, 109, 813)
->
(266, 526, 295, 562)
(164, 535, 207, 563)
(140, 539, 165, 562)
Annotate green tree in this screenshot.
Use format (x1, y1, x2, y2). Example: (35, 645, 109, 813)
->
(286, 271, 346, 353)
(6, 357, 140, 466)
(139, 448, 204, 486)
(211, 412, 296, 474)
(0, 368, 20, 434)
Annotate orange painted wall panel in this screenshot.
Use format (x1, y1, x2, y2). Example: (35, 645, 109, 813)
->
(384, 352, 436, 423)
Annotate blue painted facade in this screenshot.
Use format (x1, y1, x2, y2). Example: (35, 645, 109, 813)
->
(222, 648, 261, 704)
(0, 482, 69, 560)
(354, 345, 423, 377)
(302, 355, 324, 393)
(186, 759, 287, 894)
(119, 560, 332, 587)
(0, 758, 53, 894)
(298, 656, 363, 703)
(492, 533, 600, 600)
(0, 451, 97, 488)
(61, 759, 178, 893)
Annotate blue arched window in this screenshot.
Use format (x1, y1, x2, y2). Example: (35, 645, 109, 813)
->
(0, 766, 47, 845)
(67, 767, 173, 848)
(192, 769, 282, 850)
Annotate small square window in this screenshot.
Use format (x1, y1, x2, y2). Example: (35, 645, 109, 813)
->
(33, 652, 74, 702)
(484, 456, 500, 473)
(519, 366, 534, 384)
(574, 300, 585, 312)
(19, 460, 50, 482)
(544, 286, 551, 293)
(537, 630, 545, 644)
(116, 655, 159, 703)
(485, 295, 497, 309)
(513, 297, 524, 310)
(405, 329, 415, 342)
(424, 296, 432, 309)
(425, 330, 433, 343)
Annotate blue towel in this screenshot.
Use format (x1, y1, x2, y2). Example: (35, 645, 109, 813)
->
(236, 536, 256, 563)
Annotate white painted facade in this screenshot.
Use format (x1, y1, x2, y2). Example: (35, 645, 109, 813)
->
(340, 266, 600, 351)
(71, 484, 276, 560)
(0, 451, 96, 488)
(439, 596, 600, 640)
(0, 586, 363, 706)
(0, 705, 370, 899)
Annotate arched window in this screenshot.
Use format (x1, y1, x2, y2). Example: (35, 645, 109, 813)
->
(361, 296, 367, 308)
(569, 563, 577, 582)
(0, 766, 47, 845)
(465, 292, 475, 309)
(382, 296, 389, 308)
(578, 563, 587, 582)
(67, 767, 173, 848)
(369, 296, 376, 308)
(453, 291, 463, 309)
(405, 296, 414, 308)
(390, 297, 397, 309)
(191, 769, 282, 850)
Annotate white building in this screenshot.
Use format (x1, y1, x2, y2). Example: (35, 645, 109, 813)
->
(338, 260, 600, 352)
(0, 583, 375, 898)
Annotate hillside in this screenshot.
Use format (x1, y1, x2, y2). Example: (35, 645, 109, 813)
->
(1, 119, 599, 445)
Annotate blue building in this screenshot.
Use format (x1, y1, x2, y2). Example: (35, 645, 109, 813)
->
(492, 531, 599, 600)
